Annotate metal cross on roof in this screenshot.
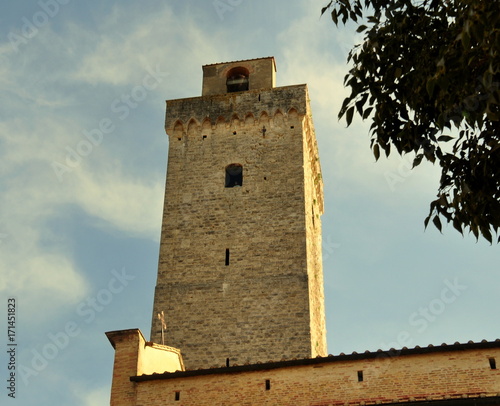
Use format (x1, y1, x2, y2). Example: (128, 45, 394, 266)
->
(157, 311, 166, 345)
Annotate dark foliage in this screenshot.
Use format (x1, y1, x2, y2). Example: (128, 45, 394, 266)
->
(322, 0, 500, 243)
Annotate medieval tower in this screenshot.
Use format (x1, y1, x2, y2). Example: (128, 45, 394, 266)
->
(107, 57, 500, 406)
(150, 57, 327, 369)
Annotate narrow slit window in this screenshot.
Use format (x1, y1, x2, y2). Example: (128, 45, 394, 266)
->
(265, 379, 271, 390)
(175, 391, 180, 401)
(226, 358, 230, 367)
(357, 371, 364, 382)
(490, 358, 497, 369)
(225, 249, 230, 266)
(225, 164, 243, 187)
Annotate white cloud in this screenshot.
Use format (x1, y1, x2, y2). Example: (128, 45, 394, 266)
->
(70, 5, 225, 87)
(0, 2, 236, 331)
(0, 252, 87, 301)
(0, 116, 90, 316)
(74, 168, 165, 238)
(0, 212, 89, 320)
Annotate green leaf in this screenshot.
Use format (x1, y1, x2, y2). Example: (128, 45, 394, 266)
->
(438, 135, 454, 142)
(373, 143, 380, 161)
(362, 107, 373, 119)
(321, 1, 333, 17)
(331, 8, 338, 25)
(452, 219, 463, 235)
(355, 93, 368, 115)
(384, 142, 391, 157)
(340, 97, 350, 114)
(438, 194, 448, 206)
(356, 24, 368, 33)
(346, 106, 355, 126)
(471, 225, 479, 240)
(424, 215, 431, 229)
(432, 215, 443, 233)
(480, 226, 493, 244)
(412, 154, 424, 168)
(400, 107, 409, 121)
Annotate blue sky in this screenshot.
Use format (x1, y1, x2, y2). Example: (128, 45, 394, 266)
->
(0, 0, 498, 404)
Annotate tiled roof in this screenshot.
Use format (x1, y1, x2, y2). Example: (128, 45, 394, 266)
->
(202, 56, 276, 68)
(130, 338, 500, 382)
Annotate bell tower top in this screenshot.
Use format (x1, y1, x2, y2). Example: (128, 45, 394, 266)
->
(201, 57, 276, 96)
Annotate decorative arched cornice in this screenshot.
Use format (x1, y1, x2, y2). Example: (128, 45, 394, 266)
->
(231, 113, 240, 127)
(187, 118, 199, 136)
(244, 113, 255, 125)
(202, 118, 212, 130)
(165, 85, 309, 130)
(272, 110, 285, 129)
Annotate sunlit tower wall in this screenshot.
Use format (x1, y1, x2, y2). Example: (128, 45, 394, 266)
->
(151, 57, 326, 370)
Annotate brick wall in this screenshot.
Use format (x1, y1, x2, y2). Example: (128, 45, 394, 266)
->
(132, 345, 500, 406)
(106, 329, 183, 406)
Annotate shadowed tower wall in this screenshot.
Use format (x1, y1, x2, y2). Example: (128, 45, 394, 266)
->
(151, 57, 326, 370)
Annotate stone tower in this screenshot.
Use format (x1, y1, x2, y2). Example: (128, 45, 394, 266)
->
(151, 57, 326, 370)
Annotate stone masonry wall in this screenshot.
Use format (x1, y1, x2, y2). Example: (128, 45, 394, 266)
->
(202, 57, 275, 96)
(302, 106, 327, 358)
(150, 85, 326, 370)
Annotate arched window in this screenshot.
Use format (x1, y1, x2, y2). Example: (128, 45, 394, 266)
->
(226, 67, 249, 93)
(225, 164, 243, 187)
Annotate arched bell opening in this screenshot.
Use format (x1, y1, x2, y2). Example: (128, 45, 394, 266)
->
(226, 67, 250, 93)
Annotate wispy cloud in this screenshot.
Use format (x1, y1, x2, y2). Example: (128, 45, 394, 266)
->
(71, 4, 224, 87)
(0, 2, 240, 334)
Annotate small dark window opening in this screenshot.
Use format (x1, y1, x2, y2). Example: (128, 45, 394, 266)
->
(490, 358, 497, 369)
(226, 67, 249, 93)
(225, 164, 243, 187)
(226, 358, 230, 367)
(357, 371, 364, 382)
(177, 137, 181, 141)
(202, 135, 207, 139)
(290, 125, 295, 129)
(233, 131, 237, 135)
(175, 391, 180, 401)
(265, 379, 271, 390)
(225, 249, 230, 266)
